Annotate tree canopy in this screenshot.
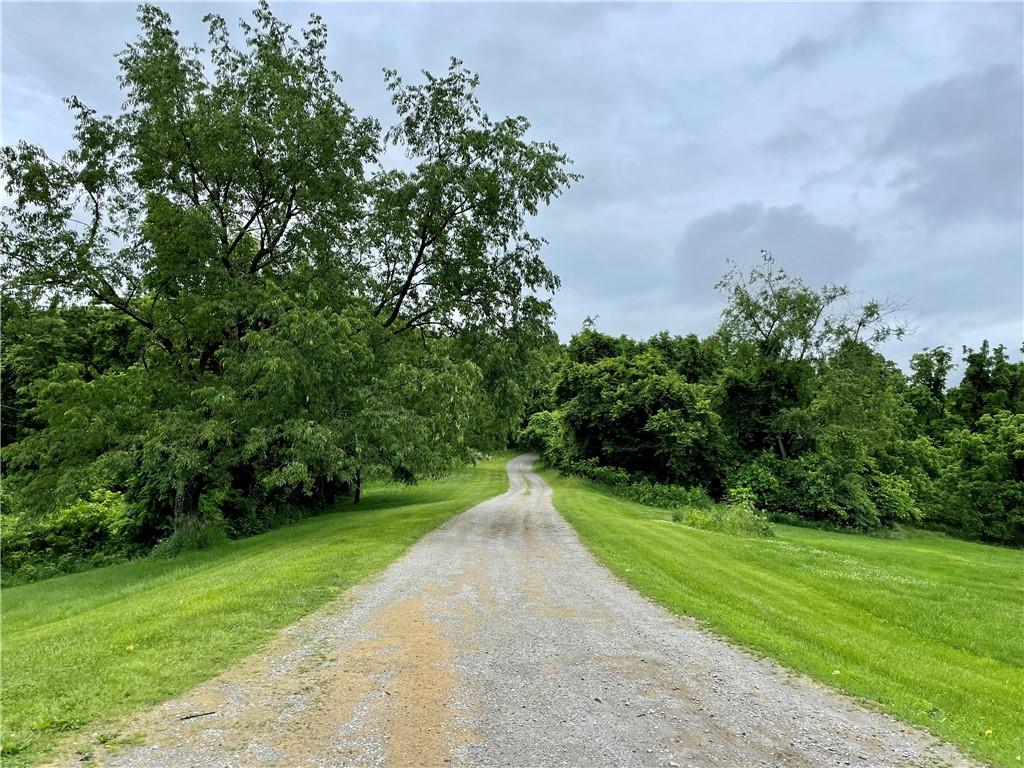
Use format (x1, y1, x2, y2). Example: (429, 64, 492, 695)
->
(2, 3, 1020, 586)
(525, 254, 1022, 545)
(1, 2, 574, 573)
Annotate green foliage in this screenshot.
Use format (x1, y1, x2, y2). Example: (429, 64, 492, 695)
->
(624, 477, 716, 511)
(565, 322, 637, 364)
(737, 452, 921, 531)
(1, 3, 574, 575)
(557, 347, 727, 490)
(905, 347, 957, 439)
(667, 484, 774, 537)
(563, 459, 713, 508)
(1, 492, 141, 584)
(519, 410, 574, 467)
(793, 341, 922, 528)
(671, 500, 775, 538)
(453, 317, 564, 448)
(0, 297, 141, 446)
(949, 342, 1024, 426)
(546, 456, 773, 537)
(535, 253, 1020, 544)
(646, 331, 723, 383)
(149, 515, 229, 559)
(929, 411, 1024, 545)
(715, 250, 907, 359)
(716, 353, 813, 457)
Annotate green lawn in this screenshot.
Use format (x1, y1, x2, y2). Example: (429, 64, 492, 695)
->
(0, 456, 509, 766)
(543, 470, 1024, 768)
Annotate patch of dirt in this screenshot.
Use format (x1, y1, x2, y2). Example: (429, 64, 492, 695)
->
(63, 591, 467, 767)
(358, 596, 471, 767)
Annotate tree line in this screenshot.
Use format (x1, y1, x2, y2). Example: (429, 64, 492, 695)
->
(0, 4, 572, 581)
(523, 253, 1023, 546)
(2, 4, 1020, 584)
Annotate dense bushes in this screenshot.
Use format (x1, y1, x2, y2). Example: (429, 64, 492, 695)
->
(525, 255, 1022, 546)
(733, 453, 920, 530)
(1, 491, 143, 584)
(560, 458, 713, 507)
(926, 412, 1024, 543)
(538, 457, 773, 537)
(556, 346, 728, 493)
(672, 496, 775, 538)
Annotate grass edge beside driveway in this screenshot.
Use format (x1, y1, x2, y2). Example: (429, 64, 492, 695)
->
(1, 455, 511, 766)
(541, 468, 1024, 768)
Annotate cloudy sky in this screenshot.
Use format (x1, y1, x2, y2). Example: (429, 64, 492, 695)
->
(3, 1, 1022, 369)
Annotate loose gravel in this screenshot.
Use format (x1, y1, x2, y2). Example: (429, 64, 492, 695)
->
(72, 454, 978, 768)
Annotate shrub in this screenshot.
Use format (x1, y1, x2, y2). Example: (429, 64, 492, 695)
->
(559, 458, 715, 508)
(558, 458, 772, 537)
(1, 490, 141, 584)
(867, 472, 921, 527)
(673, 488, 774, 537)
(733, 451, 923, 531)
(627, 477, 715, 510)
(561, 458, 631, 488)
(930, 412, 1024, 546)
(150, 515, 228, 559)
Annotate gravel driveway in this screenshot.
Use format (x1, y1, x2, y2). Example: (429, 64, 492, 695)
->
(79, 454, 976, 768)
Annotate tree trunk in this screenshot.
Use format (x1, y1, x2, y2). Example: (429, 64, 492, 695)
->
(353, 467, 362, 504)
(775, 435, 788, 460)
(173, 480, 201, 532)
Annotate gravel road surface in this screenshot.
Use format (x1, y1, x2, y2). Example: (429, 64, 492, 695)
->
(78, 454, 976, 768)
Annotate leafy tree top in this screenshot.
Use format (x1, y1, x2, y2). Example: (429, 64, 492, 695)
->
(715, 250, 907, 362)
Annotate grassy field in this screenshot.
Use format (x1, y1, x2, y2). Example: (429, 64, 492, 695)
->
(0, 456, 509, 766)
(543, 470, 1024, 768)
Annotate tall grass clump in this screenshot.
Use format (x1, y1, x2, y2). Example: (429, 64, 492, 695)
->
(555, 459, 774, 537)
(672, 487, 774, 537)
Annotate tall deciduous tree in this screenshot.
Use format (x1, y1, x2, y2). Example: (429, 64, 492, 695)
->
(715, 250, 906, 459)
(1, 3, 576, 541)
(365, 60, 577, 336)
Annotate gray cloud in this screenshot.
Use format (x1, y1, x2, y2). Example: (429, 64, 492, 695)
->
(874, 64, 1023, 223)
(763, 4, 886, 75)
(2, 1, 1021, 367)
(675, 203, 869, 302)
(769, 35, 836, 73)
(761, 129, 819, 158)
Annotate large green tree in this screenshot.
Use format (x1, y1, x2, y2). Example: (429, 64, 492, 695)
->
(714, 250, 906, 460)
(554, 333, 727, 491)
(1, 3, 575, 547)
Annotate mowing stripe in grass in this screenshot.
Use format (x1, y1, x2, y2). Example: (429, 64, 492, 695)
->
(544, 469, 1024, 768)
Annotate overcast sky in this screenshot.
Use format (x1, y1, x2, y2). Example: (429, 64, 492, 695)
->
(3, 1, 1022, 369)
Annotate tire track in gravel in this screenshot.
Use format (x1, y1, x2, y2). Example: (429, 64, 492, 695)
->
(71, 454, 977, 768)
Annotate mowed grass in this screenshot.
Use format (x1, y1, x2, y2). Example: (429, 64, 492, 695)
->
(1, 456, 510, 766)
(543, 470, 1024, 768)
